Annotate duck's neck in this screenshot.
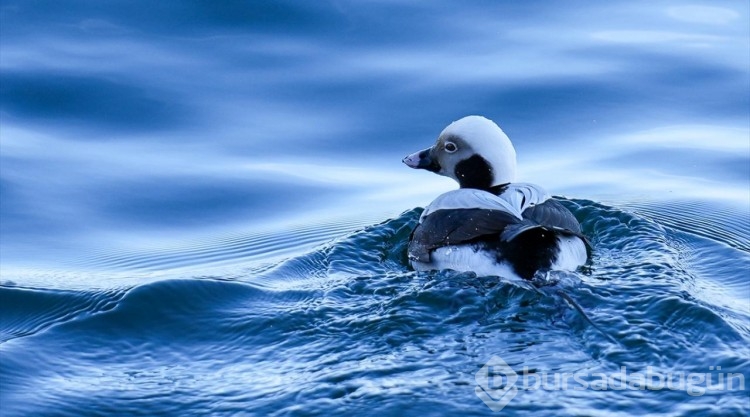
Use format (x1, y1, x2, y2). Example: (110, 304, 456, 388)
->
(459, 182, 511, 195)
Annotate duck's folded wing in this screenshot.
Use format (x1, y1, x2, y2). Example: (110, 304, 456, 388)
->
(521, 198, 582, 235)
(408, 208, 521, 262)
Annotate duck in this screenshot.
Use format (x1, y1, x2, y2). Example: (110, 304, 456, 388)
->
(402, 115, 588, 280)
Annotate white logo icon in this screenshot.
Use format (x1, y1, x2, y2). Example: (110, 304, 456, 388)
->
(475, 355, 519, 411)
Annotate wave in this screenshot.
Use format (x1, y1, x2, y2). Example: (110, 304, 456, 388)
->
(1, 199, 748, 416)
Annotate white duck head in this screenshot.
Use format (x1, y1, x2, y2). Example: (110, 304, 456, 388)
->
(402, 115, 517, 190)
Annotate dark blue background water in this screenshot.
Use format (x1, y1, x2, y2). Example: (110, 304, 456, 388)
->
(1, 1, 749, 416)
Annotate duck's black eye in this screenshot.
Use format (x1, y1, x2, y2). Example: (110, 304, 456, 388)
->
(444, 142, 457, 153)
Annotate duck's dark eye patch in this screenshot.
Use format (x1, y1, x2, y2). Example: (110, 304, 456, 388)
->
(444, 142, 457, 153)
(454, 154, 493, 190)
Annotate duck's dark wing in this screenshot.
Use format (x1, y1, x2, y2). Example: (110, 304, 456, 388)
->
(408, 208, 521, 262)
(521, 198, 582, 234)
(408, 199, 584, 263)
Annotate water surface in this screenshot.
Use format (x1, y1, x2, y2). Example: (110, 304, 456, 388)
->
(1, 1, 749, 416)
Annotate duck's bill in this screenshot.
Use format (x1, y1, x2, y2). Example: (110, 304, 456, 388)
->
(402, 147, 439, 172)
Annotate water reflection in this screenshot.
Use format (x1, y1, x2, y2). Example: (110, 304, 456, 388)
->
(1, 1, 748, 271)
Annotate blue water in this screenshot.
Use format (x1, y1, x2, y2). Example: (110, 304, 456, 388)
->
(1, 1, 749, 416)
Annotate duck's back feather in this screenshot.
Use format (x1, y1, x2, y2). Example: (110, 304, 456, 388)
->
(408, 185, 587, 278)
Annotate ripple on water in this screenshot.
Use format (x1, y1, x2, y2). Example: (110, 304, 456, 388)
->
(71, 215, 384, 273)
(1, 200, 749, 416)
(623, 200, 750, 253)
(0, 286, 126, 344)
